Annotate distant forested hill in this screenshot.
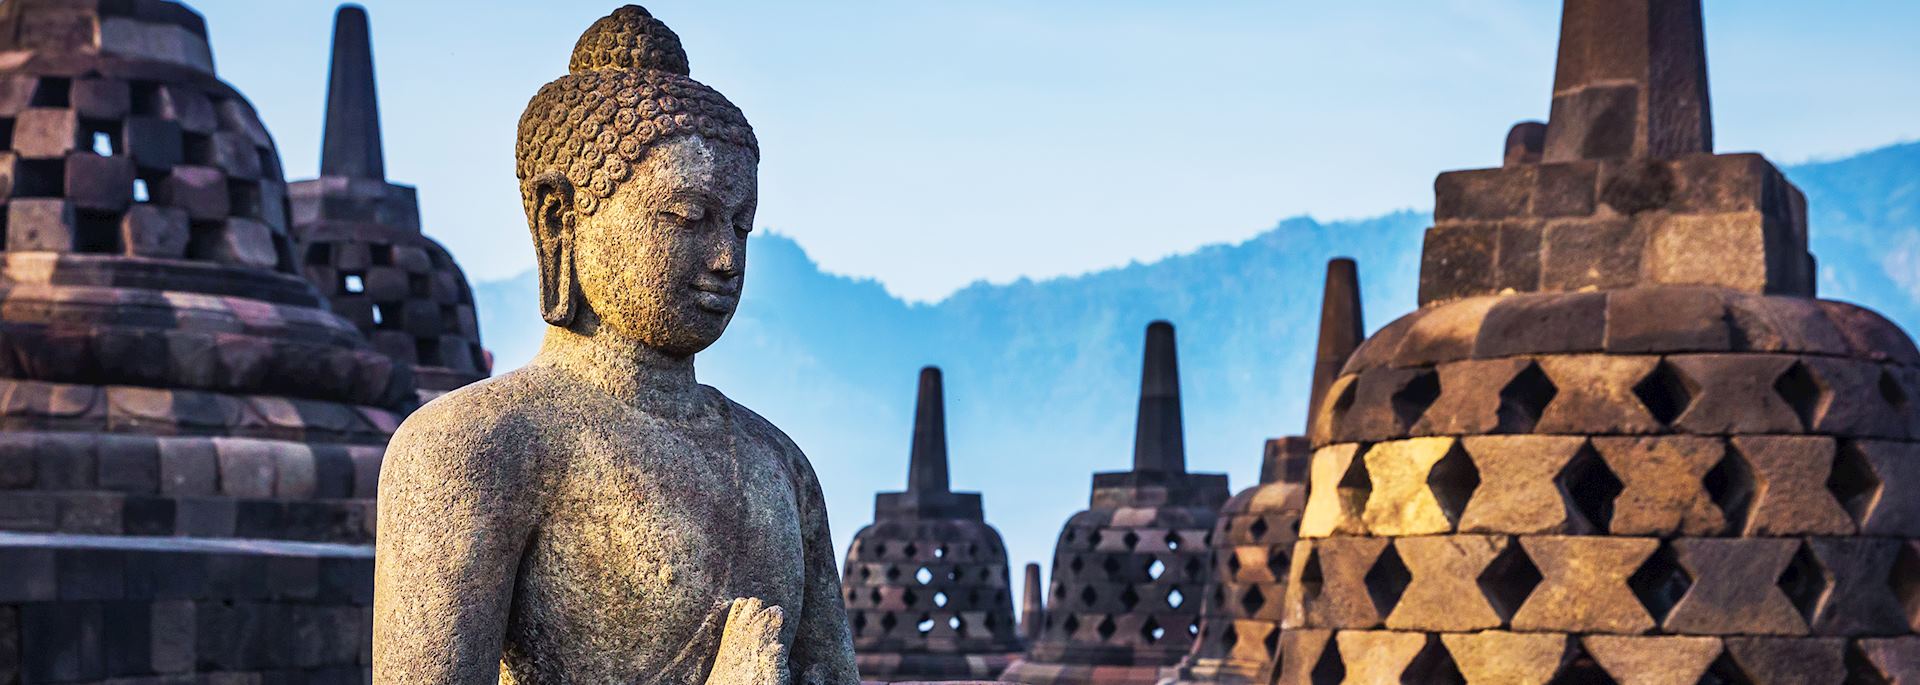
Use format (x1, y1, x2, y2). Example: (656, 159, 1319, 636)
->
(470, 140, 1920, 579)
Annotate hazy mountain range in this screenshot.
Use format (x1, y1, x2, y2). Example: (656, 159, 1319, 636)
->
(471, 140, 1920, 582)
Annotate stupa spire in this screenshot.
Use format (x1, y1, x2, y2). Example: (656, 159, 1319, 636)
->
(906, 366, 951, 494)
(1542, 0, 1711, 162)
(320, 4, 386, 179)
(1306, 258, 1364, 434)
(1131, 321, 1186, 473)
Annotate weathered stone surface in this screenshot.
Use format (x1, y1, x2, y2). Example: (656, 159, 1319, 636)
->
(1854, 638, 1920, 683)
(1847, 441, 1920, 537)
(1511, 536, 1657, 633)
(1476, 293, 1607, 358)
(1361, 437, 1460, 536)
(1439, 631, 1570, 684)
(1283, 538, 1389, 630)
(1720, 637, 1846, 685)
(372, 7, 854, 685)
(1591, 436, 1728, 536)
(1729, 436, 1853, 536)
(1457, 436, 1588, 534)
(1330, 630, 1429, 683)
(1299, 444, 1367, 538)
(1271, 629, 1336, 685)
(1580, 635, 1721, 684)
(1542, 217, 1647, 291)
(1605, 287, 1731, 353)
(1664, 537, 1806, 635)
(1533, 355, 1663, 434)
(1667, 355, 1803, 434)
(1802, 538, 1907, 636)
(1384, 535, 1508, 631)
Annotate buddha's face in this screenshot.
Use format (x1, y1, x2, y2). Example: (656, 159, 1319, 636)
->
(570, 135, 758, 356)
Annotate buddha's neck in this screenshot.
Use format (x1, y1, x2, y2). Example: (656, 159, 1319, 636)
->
(535, 324, 700, 411)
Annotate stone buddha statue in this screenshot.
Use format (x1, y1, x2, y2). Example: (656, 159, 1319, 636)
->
(371, 6, 859, 684)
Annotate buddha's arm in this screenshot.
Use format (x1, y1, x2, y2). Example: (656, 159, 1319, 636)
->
(786, 454, 861, 685)
(372, 403, 537, 684)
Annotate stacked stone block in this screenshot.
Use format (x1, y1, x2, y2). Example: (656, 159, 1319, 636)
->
(0, 1, 412, 682)
(290, 6, 486, 400)
(844, 367, 1023, 681)
(1002, 322, 1229, 685)
(1279, 1, 1919, 681)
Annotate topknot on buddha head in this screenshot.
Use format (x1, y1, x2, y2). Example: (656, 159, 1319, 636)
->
(515, 5, 757, 218)
(568, 5, 690, 76)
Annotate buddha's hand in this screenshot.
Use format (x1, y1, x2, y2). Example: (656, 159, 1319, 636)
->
(705, 597, 790, 685)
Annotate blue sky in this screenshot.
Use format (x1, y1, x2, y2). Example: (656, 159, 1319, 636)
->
(196, 0, 1920, 301)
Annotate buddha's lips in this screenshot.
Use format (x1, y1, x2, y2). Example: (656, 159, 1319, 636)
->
(691, 284, 740, 312)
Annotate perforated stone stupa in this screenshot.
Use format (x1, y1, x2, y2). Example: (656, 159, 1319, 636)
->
(291, 5, 486, 401)
(1280, 1, 1920, 681)
(0, 0, 413, 681)
(1002, 322, 1229, 685)
(843, 366, 1023, 681)
(1165, 258, 1362, 685)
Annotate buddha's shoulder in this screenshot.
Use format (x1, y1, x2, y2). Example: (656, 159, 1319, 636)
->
(386, 366, 577, 462)
(705, 386, 819, 483)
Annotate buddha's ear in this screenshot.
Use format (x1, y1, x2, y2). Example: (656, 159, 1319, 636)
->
(527, 172, 580, 327)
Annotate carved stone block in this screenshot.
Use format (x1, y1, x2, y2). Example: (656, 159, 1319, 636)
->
(1667, 355, 1803, 434)
(1456, 436, 1589, 535)
(1591, 436, 1727, 536)
(1605, 287, 1731, 353)
(14, 107, 79, 158)
(1848, 440, 1920, 536)
(1299, 444, 1367, 538)
(1439, 631, 1571, 685)
(155, 165, 229, 221)
(120, 205, 191, 259)
(1664, 537, 1806, 635)
(1802, 538, 1907, 636)
(1330, 630, 1430, 683)
(1384, 535, 1508, 631)
(1361, 437, 1461, 536)
(1283, 538, 1388, 630)
(1580, 635, 1721, 685)
(1720, 637, 1845, 685)
(1476, 293, 1607, 358)
(1533, 355, 1663, 434)
(7, 199, 76, 251)
(1729, 436, 1853, 536)
(1511, 535, 1657, 634)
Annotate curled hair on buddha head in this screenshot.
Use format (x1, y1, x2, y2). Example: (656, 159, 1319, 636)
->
(515, 4, 758, 218)
(515, 5, 759, 326)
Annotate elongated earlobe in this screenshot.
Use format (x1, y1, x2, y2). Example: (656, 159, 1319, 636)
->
(528, 172, 579, 327)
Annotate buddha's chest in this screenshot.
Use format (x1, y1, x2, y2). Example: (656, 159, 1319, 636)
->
(517, 419, 809, 634)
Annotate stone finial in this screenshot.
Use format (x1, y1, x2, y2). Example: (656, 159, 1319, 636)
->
(907, 366, 950, 494)
(320, 5, 384, 180)
(1132, 321, 1186, 474)
(1021, 562, 1045, 644)
(1542, 0, 1712, 162)
(1306, 259, 1364, 434)
(1505, 121, 1546, 167)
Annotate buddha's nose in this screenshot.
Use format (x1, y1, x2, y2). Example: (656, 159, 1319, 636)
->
(707, 233, 742, 277)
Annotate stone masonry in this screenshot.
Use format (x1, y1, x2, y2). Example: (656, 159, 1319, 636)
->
(1280, 1, 1920, 681)
(0, 0, 415, 682)
(843, 367, 1023, 681)
(1001, 322, 1230, 685)
(290, 5, 487, 402)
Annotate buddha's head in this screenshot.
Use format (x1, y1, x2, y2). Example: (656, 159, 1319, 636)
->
(516, 5, 759, 357)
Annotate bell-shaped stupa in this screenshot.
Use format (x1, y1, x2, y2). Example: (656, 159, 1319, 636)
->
(1165, 258, 1362, 684)
(1002, 321, 1230, 685)
(0, 0, 412, 680)
(291, 5, 487, 401)
(843, 366, 1024, 681)
(1279, 1, 1920, 681)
